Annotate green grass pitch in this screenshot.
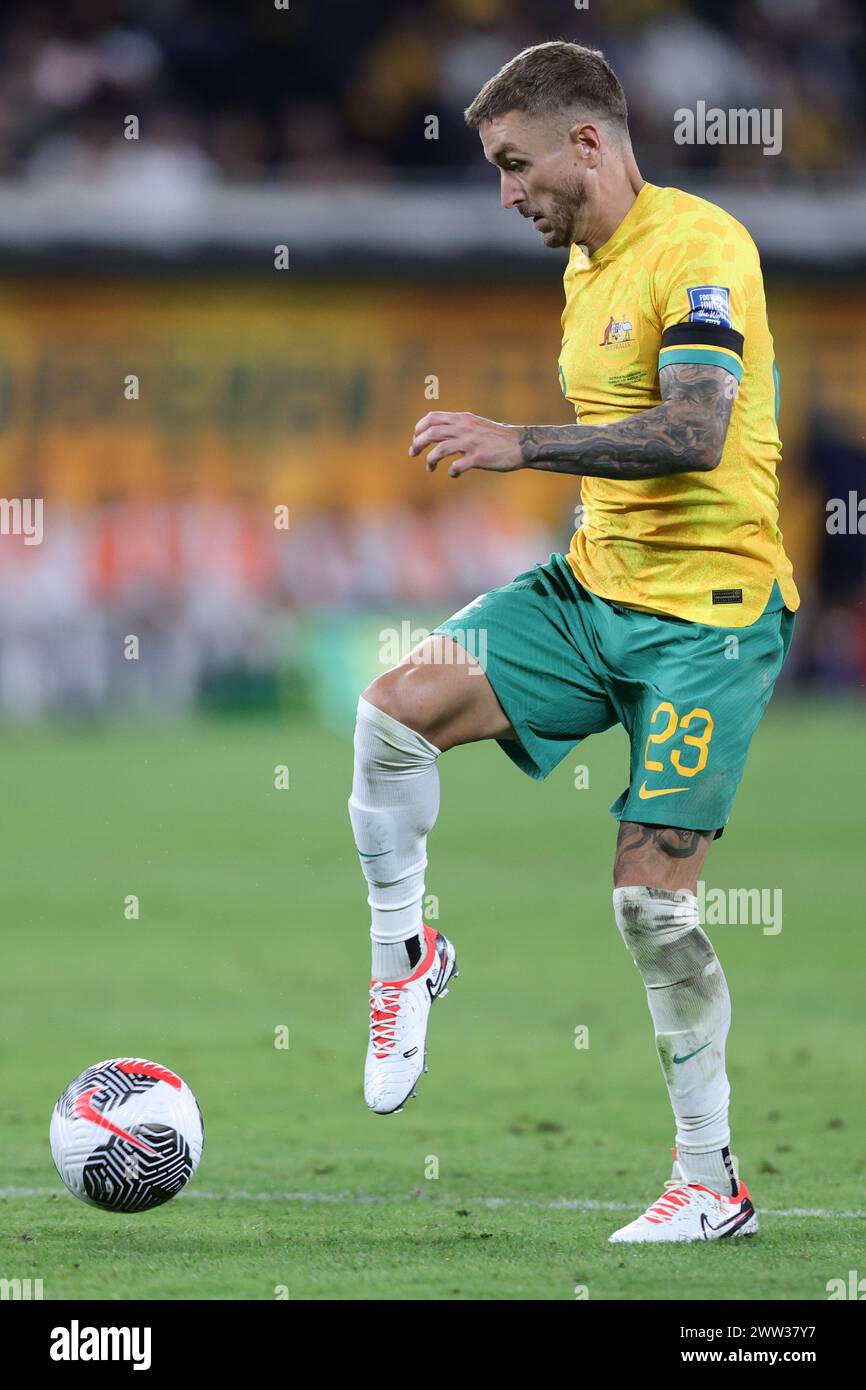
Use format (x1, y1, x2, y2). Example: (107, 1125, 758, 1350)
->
(0, 702, 863, 1300)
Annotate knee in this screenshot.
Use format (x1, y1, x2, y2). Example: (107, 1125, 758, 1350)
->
(360, 661, 446, 747)
(361, 666, 412, 726)
(612, 886, 700, 966)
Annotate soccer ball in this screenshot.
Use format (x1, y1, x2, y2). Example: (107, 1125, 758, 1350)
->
(50, 1057, 204, 1212)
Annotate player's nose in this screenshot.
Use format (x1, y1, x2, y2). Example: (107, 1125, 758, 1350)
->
(500, 171, 524, 210)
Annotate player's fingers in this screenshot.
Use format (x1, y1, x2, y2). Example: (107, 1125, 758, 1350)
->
(409, 411, 467, 454)
(408, 430, 436, 457)
(409, 412, 458, 453)
(448, 454, 475, 478)
(409, 423, 457, 456)
(424, 439, 464, 467)
(414, 411, 452, 431)
(411, 430, 462, 459)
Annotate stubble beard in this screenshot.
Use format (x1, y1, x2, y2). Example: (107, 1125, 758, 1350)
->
(538, 172, 588, 248)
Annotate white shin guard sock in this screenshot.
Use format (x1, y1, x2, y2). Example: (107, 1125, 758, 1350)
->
(348, 695, 441, 969)
(613, 886, 736, 1192)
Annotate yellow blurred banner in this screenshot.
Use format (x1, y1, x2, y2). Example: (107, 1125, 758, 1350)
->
(0, 274, 857, 576)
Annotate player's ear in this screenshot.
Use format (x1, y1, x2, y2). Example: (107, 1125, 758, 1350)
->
(569, 120, 601, 165)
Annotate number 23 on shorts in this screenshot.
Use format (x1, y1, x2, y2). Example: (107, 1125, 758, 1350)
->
(643, 701, 715, 779)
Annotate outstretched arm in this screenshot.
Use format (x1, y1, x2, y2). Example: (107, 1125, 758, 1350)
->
(521, 362, 738, 477)
(409, 363, 738, 480)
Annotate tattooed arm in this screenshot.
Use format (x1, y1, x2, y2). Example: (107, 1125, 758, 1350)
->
(519, 362, 738, 478)
(409, 363, 738, 480)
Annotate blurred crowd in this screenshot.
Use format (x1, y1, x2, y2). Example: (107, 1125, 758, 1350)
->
(0, 488, 861, 720)
(0, 0, 863, 191)
(0, 500, 550, 717)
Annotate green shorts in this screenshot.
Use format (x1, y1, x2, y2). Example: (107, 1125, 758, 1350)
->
(432, 552, 796, 834)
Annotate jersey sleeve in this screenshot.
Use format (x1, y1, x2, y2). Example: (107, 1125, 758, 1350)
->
(654, 228, 753, 386)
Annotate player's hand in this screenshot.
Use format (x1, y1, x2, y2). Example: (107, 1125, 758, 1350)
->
(409, 411, 524, 477)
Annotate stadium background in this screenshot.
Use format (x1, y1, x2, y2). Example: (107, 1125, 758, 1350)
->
(0, 0, 864, 1302)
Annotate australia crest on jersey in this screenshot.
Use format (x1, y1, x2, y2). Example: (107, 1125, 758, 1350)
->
(598, 314, 634, 348)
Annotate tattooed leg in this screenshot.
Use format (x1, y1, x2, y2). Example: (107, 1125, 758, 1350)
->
(613, 821, 715, 891)
(612, 821, 736, 1191)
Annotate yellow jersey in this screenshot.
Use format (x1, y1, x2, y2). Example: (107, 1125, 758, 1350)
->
(559, 181, 799, 626)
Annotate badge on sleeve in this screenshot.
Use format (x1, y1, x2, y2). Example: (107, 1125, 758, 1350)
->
(687, 285, 732, 328)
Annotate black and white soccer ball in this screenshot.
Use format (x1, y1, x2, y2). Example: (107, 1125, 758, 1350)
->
(50, 1057, 204, 1212)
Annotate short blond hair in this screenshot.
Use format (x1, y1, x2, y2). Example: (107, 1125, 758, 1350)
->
(464, 40, 628, 132)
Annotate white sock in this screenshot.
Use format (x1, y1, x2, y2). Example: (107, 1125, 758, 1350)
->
(613, 886, 736, 1193)
(371, 936, 423, 982)
(348, 695, 441, 980)
(676, 1144, 738, 1195)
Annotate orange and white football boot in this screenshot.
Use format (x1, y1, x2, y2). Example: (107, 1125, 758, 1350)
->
(364, 924, 458, 1115)
(609, 1150, 758, 1243)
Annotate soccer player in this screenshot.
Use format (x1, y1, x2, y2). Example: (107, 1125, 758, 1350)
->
(348, 41, 798, 1243)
